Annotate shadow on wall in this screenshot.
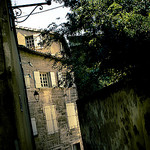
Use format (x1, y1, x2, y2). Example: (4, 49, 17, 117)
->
(77, 80, 150, 150)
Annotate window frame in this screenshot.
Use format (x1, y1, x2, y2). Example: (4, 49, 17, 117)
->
(34, 71, 57, 88)
(40, 72, 50, 88)
(25, 35, 35, 49)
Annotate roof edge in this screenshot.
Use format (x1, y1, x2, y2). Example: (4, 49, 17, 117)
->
(16, 26, 43, 32)
(18, 45, 62, 61)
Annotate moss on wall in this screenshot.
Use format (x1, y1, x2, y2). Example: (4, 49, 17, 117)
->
(77, 81, 150, 150)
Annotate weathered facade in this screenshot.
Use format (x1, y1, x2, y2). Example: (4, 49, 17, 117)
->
(0, 1, 34, 150)
(16, 26, 62, 56)
(17, 27, 83, 150)
(77, 79, 150, 150)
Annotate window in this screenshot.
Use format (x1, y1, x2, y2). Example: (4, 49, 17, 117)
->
(34, 71, 56, 88)
(73, 143, 81, 150)
(25, 36, 35, 49)
(40, 73, 49, 87)
(44, 105, 58, 134)
(66, 103, 78, 129)
(31, 118, 38, 136)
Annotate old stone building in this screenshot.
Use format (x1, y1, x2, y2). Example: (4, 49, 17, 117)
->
(17, 27, 83, 150)
(16, 26, 62, 56)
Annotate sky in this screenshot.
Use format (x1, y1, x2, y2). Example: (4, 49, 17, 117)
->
(11, 0, 70, 29)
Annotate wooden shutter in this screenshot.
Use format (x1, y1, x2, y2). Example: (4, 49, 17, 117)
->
(44, 105, 58, 134)
(66, 103, 78, 129)
(51, 105, 58, 132)
(24, 75, 30, 88)
(34, 71, 41, 88)
(50, 72, 56, 87)
(44, 106, 54, 134)
(31, 118, 38, 136)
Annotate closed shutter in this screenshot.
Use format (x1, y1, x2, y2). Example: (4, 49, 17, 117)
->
(51, 105, 58, 132)
(44, 106, 54, 134)
(34, 71, 41, 88)
(24, 75, 30, 88)
(66, 103, 78, 129)
(50, 72, 56, 87)
(44, 105, 58, 134)
(31, 118, 38, 136)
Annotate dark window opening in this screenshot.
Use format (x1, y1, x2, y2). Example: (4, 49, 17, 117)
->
(73, 143, 81, 150)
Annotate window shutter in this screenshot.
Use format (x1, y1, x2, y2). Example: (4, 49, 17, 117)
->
(51, 105, 58, 132)
(34, 71, 41, 88)
(24, 75, 30, 88)
(66, 103, 78, 129)
(44, 106, 54, 134)
(50, 72, 56, 87)
(31, 118, 38, 136)
(44, 105, 58, 134)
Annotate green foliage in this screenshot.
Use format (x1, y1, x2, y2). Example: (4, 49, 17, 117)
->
(45, 0, 150, 98)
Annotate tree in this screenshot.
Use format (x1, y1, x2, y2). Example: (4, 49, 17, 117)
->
(44, 0, 150, 98)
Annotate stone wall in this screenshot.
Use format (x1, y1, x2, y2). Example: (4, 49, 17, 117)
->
(20, 49, 83, 150)
(77, 81, 150, 150)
